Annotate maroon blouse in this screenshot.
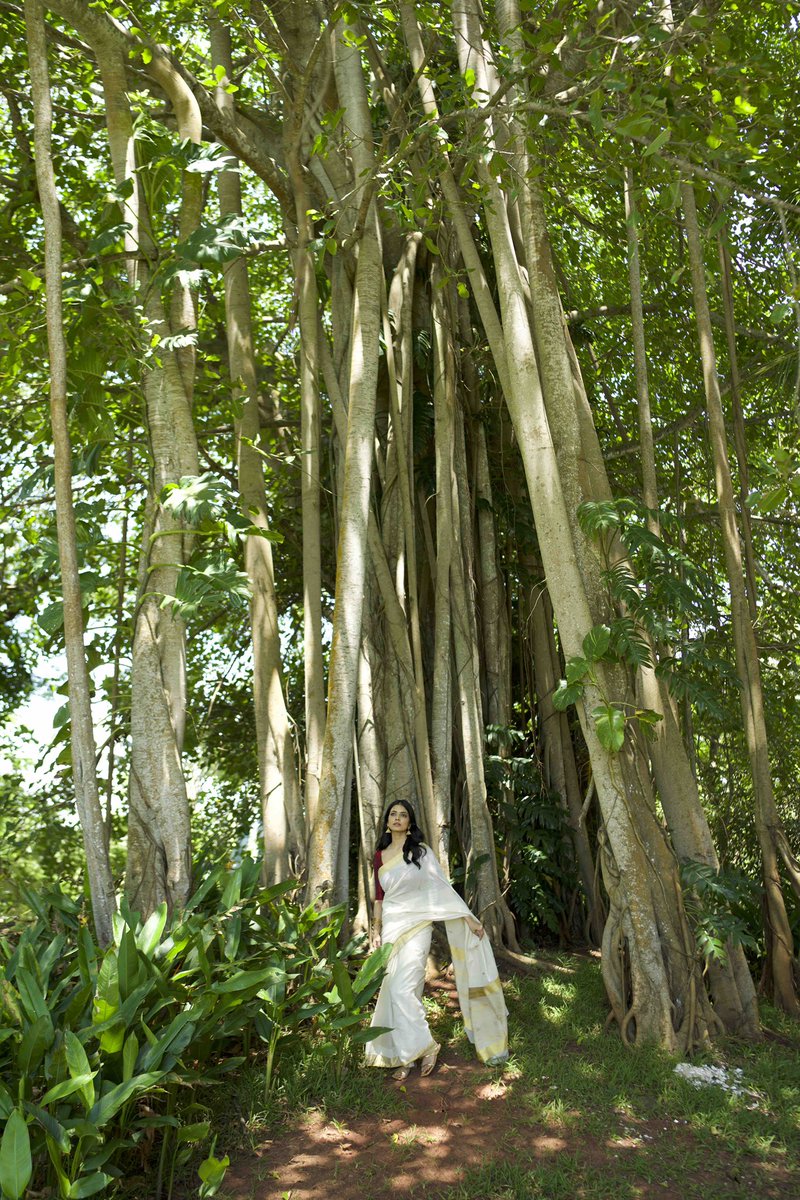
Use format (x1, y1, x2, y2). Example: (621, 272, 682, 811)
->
(373, 849, 385, 901)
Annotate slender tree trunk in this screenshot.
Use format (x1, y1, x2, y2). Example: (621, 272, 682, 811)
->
(286, 123, 326, 835)
(305, 25, 383, 900)
(530, 587, 605, 945)
(211, 21, 302, 882)
(382, 238, 438, 840)
(73, 19, 204, 916)
(430, 282, 456, 863)
(718, 234, 759, 621)
(26, 0, 116, 946)
(450, 373, 519, 949)
(624, 168, 660, 535)
(682, 180, 799, 1014)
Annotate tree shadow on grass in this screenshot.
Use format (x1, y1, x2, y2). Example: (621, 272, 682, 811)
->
(215, 955, 800, 1200)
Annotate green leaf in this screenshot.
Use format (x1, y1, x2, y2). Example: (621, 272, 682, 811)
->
(351, 942, 392, 993)
(22, 1102, 70, 1154)
(332, 961, 355, 1012)
(198, 1152, 230, 1198)
(15, 967, 48, 1023)
(592, 703, 626, 753)
(38, 601, 65, 635)
(643, 127, 671, 157)
(136, 903, 167, 957)
(582, 625, 611, 662)
(176, 1121, 211, 1144)
(213, 967, 286, 994)
(68, 1174, 113, 1198)
(17, 1013, 54, 1073)
(88, 1072, 164, 1127)
(122, 1031, 139, 1082)
(565, 657, 589, 686)
(39, 1073, 97, 1108)
(553, 679, 584, 711)
(0, 1110, 33, 1200)
(350, 1025, 393, 1044)
(635, 709, 663, 740)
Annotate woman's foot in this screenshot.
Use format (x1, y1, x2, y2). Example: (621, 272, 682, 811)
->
(420, 1044, 440, 1077)
(392, 1064, 412, 1081)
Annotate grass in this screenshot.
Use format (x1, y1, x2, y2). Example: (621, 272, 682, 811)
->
(209, 951, 800, 1199)
(428, 955, 800, 1198)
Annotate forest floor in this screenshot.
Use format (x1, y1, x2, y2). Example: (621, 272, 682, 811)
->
(212, 953, 800, 1200)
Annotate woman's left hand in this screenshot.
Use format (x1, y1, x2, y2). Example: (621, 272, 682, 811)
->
(467, 918, 485, 939)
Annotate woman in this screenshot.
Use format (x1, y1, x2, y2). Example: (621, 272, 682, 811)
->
(365, 799, 508, 1082)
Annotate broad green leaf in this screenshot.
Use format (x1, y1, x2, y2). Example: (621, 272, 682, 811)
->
(582, 625, 611, 662)
(565, 657, 589, 686)
(643, 127, 671, 156)
(635, 709, 663, 740)
(39, 1073, 97, 1108)
(17, 1012, 55, 1073)
(23, 1102, 70, 1154)
(0, 1110, 32, 1200)
(122, 1031, 139, 1081)
(64, 1030, 95, 1112)
(553, 679, 584, 711)
(213, 966, 286, 994)
(592, 703, 626, 753)
(136, 904, 167, 957)
(176, 1121, 210, 1144)
(88, 1072, 164, 1127)
(332, 961, 355, 1013)
(68, 1173, 113, 1198)
(351, 1025, 393, 1044)
(351, 941, 392, 993)
(15, 967, 48, 1023)
(198, 1152, 230, 1198)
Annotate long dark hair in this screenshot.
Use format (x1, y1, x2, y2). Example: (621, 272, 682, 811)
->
(376, 799, 427, 869)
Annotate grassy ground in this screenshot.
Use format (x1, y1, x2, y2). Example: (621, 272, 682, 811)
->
(211, 952, 800, 1200)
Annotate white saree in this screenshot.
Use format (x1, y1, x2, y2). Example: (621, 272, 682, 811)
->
(364, 847, 508, 1068)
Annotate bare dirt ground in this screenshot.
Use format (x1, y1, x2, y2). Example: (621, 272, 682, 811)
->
(222, 976, 797, 1200)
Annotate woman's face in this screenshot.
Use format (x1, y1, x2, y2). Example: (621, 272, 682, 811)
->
(387, 804, 411, 834)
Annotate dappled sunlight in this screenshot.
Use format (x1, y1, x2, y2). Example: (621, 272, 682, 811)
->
(222, 959, 799, 1199)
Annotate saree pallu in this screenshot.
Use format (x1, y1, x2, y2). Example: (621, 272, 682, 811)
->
(364, 848, 508, 1068)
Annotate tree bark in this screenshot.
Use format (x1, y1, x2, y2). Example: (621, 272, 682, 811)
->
(211, 20, 302, 882)
(305, 23, 383, 900)
(26, 0, 116, 947)
(624, 168, 660, 535)
(682, 180, 799, 1014)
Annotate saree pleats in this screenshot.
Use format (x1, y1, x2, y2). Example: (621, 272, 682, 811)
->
(365, 848, 508, 1068)
(363, 924, 438, 1068)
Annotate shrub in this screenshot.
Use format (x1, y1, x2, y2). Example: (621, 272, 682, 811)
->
(0, 858, 389, 1199)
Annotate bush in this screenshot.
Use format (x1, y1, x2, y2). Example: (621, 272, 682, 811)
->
(0, 859, 389, 1199)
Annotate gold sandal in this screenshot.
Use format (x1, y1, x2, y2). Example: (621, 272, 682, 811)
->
(392, 1064, 412, 1081)
(420, 1044, 440, 1077)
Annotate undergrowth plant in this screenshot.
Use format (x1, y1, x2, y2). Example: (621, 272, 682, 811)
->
(0, 857, 389, 1200)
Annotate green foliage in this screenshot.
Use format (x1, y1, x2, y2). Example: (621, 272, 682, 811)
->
(0, 860, 389, 1198)
(552, 619, 661, 752)
(485, 729, 578, 940)
(680, 860, 761, 965)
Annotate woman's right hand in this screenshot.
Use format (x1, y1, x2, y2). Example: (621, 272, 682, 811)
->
(370, 927, 382, 950)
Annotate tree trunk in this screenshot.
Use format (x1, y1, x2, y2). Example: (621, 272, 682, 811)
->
(305, 24, 383, 900)
(624, 168, 660, 535)
(434, 0, 717, 1048)
(26, 0, 116, 947)
(211, 20, 302, 882)
(682, 180, 799, 1014)
(450, 369, 519, 949)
